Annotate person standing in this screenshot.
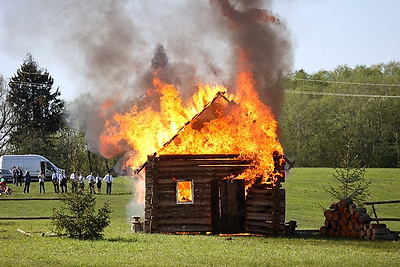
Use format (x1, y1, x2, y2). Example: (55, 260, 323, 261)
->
(95, 173, 102, 194)
(86, 172, 95, 194)
(104, 171, 113, 195)
(38, 172, 45, 193)
(70, 172, 77, 192)
(16, 166, 23, 186)
(52, 170, 59, 193)
(12, 166, 17, 185)
(23, 171, 31, 193)
(59, 170, 67, 193)
(78, 173, 85, 192)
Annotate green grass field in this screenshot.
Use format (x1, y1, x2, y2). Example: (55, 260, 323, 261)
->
(0, 168, 399, 266)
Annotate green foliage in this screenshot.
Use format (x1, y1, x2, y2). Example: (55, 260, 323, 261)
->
(7, 53, 65, 155)
(323, 144, 372, 205)
(281, 62, 400, 167)
(51, 191, 113, 240)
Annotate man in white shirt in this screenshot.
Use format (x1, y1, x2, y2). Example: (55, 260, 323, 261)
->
(104, 172, 113, 195)
(95, 174, 102, 194)
(59, 170, 67, 193)
(52, 170, 59, 193)
(78, 173, 85, 192)
(38, 172, 45, 193)
(86, 172, 95, 194)
(70, 172, 77, 192)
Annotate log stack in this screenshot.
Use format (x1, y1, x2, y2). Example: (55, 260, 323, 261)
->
(320, 197, 396, 240)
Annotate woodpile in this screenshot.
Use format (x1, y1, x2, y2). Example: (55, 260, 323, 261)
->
(320, 197, 396, 240)
(245, 183, 285, 235)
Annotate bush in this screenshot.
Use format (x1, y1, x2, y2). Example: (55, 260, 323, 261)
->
(51, 191, 113, 240)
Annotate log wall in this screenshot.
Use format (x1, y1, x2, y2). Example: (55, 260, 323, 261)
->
(144, 154, 286, 235)
(144, 154, 251, 233)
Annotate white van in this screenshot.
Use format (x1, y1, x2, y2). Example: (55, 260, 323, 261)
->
(0, 154, 64, 181)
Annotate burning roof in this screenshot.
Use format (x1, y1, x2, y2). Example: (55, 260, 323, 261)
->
(91, 0, 292, 202)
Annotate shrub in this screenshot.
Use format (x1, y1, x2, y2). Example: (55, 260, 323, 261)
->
(323, 143, 372, 205)
(51, 191, 113, 240)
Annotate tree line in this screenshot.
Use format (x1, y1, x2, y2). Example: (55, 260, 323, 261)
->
(280, 62, 400, 168)
(0, 54, 112, 174)
(1, 54, 399, 171)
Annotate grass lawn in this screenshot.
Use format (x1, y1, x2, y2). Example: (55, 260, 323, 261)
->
(0, 168, 399, 266)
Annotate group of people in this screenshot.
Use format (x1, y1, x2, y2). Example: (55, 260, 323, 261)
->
(2, 166, 115, 195)
(50, 170, 114, 194)
(11, 166, 31, 193)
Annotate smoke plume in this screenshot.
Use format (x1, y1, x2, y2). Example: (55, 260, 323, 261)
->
(1, 0, 293, 160)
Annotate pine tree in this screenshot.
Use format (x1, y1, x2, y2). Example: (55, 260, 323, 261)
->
(7, 53, 64, 154)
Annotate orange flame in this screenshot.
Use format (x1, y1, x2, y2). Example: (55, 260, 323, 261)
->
(177, 180, 193, 203)
(99, 65, 284, 201)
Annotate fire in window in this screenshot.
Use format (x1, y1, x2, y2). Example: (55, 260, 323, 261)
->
(176, 180, 194, 204)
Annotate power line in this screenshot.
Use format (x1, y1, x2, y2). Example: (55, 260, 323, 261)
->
(285, 89, 400, 98)
(291, 78, 400, 88)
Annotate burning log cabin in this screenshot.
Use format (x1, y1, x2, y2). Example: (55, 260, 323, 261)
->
(144, 153, 286, 235)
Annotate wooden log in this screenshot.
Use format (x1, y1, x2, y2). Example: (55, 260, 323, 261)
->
(372, 228, 391, 235)
(354, 222, 361, 231)
(245, 199, 285, 207)
(358, 213, 372, 224)
(246, 213, 285, 222)
(366, 229, 372, 237)
(246, 224, 285, 235)
(325, 219, 330, 228)
(351, 230, 358, 238)
(155, 159, 253, 167)
(338, 203, 345, 214)
(340, 197, 354, 207)
(372, 234, 396, 240)
(320, 226, 327, 235)
(369, 223, 387, 229)
(327, 229, 335, 236)
(246, 205, 285, 214)
(329, 220, 337, 229)
(358, 229, 366, 239)
(334, 231, 340, 237)
(330, 202, 340, 210)
(350, 207, 367, 214)
(332, 211, 340, 221)
(157, 154, 240, 160)
(348, 220, 354, 231)
(17, 229, 34, 236)
(157, 224, 211, 233)
(156, 218, 211, 226)
(156, 166, 252, 176)
(338, 216, 348, 227)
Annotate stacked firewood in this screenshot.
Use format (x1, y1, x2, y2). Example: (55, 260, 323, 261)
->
(320, 197, 395, 240)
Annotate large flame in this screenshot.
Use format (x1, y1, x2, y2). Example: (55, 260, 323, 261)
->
(99, 64, 283, 202)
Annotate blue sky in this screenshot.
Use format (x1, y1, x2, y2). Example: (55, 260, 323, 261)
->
(273, 0, 400, 72)
(1, 0, 399, 100)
